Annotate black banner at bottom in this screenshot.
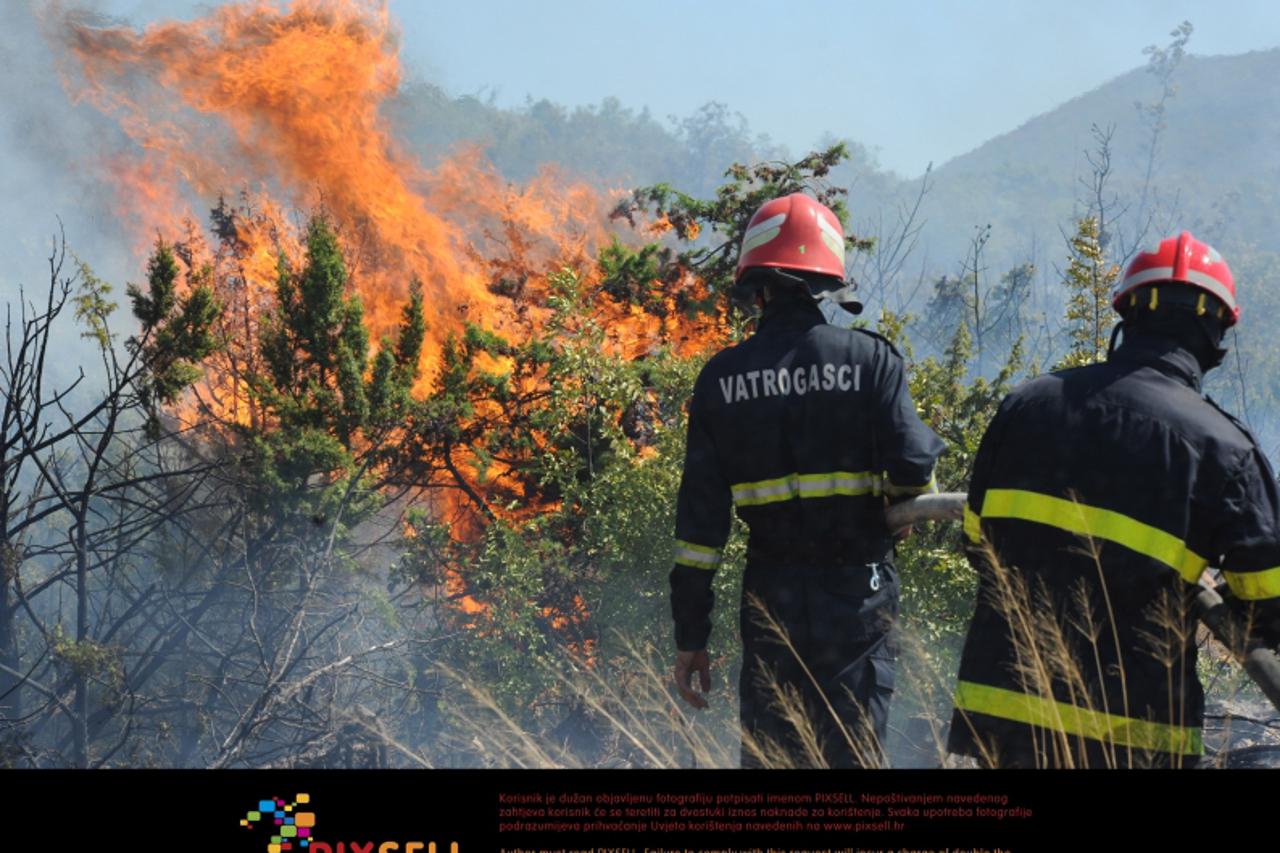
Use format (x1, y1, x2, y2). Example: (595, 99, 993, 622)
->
(6, 767, 1262, 851)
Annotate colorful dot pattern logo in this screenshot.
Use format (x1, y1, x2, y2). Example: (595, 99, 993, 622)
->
(240, 793, 315, 852)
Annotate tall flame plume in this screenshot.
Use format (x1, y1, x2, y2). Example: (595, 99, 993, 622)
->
(57, 0, 624, 384)
(53, 0, 725, 652)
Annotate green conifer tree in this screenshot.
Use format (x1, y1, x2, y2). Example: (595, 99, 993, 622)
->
(245, 214, 423, 525)
(1057, 216, 1120, 369)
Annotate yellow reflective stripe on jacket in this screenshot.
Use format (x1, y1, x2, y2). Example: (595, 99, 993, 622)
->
(979, 489, 1208, 584)
(673, 539, 722, 570)
(954, 680, 1203, 756)
(884, 470, 939, 497)
(1223, 566, 1280, 601)
(963, 504, 982, 544)
(730, 471, 880, 507)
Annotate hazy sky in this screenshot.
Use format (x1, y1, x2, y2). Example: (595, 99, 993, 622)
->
(6, 0, 1278, 424)
(70, 1, 1280, 176)
(397, 0, 1280, 176)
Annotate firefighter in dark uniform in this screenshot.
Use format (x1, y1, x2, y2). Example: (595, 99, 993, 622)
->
(950, 232, 1280, 768)
(669, 192, 945, 768)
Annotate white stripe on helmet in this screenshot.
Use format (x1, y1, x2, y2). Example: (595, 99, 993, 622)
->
(740, 212, 786, 257)
(814, 210, 843, 241)
(814, 211, 846, 264)
(742, 212, 786, 244)
(1183, 269, 1237, 311)
(1118, 266, 1175, 293)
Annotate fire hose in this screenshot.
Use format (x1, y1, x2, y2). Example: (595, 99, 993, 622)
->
(885, 492, 1280, 714)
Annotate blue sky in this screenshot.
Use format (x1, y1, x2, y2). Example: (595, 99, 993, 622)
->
(83, 1, 1280, 175)
(394, 0, 1280, 175)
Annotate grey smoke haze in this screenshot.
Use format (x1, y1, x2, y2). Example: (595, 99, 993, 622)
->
(0, 2, 147, 402)
(2, 3, 128, 287)
(0, 2, 212, 392)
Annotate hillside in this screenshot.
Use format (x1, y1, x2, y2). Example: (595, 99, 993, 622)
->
(902, 49, 1280, 448)
(914, 48, 1280, 276)
(380, 51, 1280, 448)
(387, 48, 1280, 298)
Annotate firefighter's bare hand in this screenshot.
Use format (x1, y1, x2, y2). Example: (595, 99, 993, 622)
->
(674, 649, 711, 710)
(893, 524, 913, 541)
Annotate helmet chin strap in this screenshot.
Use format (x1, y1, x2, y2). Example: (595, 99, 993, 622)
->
(1107, 320, 1125, 358)
(1199, 321, 1228, 370)
(823, 285, 864, 315)
(770, 268, 864, 315)
(1182, 303, 1230, 371)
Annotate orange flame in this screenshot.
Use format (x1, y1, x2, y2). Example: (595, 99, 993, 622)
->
(54, 0, 726, 632)
(57, 0, 621, 380)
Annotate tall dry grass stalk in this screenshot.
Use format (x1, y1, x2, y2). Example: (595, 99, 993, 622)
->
(736, 589, 889, 769)
(415, 509, 1277, 768)
(424, 593, 924, 769)
(950, 504, 1259, 769)
(427, 636, 737, 768)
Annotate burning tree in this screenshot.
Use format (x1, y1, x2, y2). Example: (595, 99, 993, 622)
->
(45, 0, 735, 764)
(21, 0, 1031, 768)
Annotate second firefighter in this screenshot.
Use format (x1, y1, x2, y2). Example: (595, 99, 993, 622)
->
(669, 192, 945, 768)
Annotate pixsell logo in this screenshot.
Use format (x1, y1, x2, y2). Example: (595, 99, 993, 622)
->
(241, 793, 317, 852)
(239, 793, 459, 853)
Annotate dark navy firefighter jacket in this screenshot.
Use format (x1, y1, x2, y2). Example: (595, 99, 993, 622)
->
(669, 296, 946, 652)
(951, 330, 1280, 767)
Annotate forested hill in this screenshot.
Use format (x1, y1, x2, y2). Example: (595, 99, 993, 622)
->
(385, 84, 902, 222)
(384, 48, 1280, 450)
(917, 47, 1280, 276)
(883, 47, 1280, 451)
(390, 48, 1280, 286)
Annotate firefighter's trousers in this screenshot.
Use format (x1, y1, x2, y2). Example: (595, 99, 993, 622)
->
(738, 560, 899, 769)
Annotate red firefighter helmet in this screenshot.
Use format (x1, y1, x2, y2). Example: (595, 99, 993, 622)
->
(1113, 231, 1239, 327)
(734, 192, 847, 284)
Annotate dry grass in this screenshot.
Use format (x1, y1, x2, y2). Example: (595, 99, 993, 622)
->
(948, 511, 1280, 769)
(410, 515, 1278, 768)
(422, 592, 908, 769)
(427, 634, 737, 768)
(735, 589, 888, 769)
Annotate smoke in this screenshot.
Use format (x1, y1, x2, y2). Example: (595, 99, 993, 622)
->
(0, 2, 207, 389)
(1, 3, 199, 285)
